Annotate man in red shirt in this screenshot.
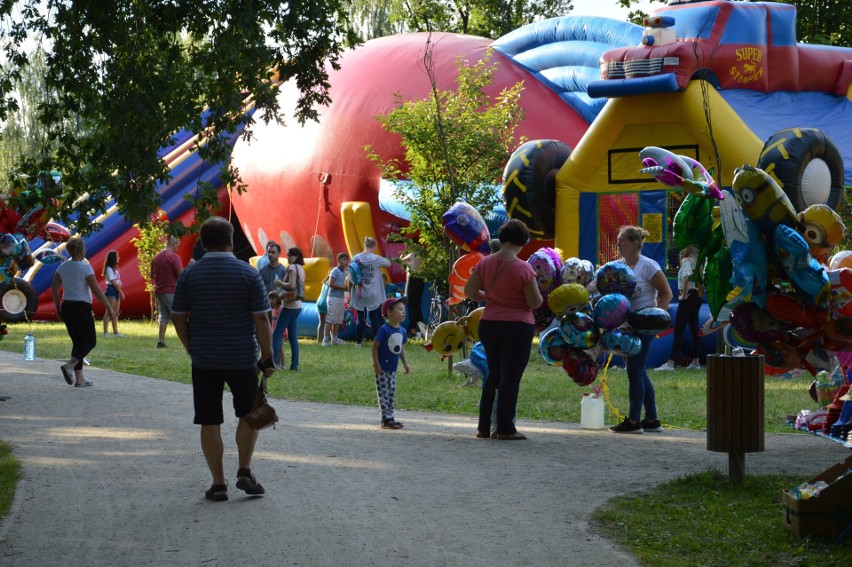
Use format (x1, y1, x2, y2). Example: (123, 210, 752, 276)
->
(151, 236, 184, 348)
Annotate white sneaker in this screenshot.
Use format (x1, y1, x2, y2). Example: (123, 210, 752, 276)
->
(333, 338, 346, 345)
(654, 361, 675, 371)
(687, 360, 702, 370)
(322, 340, 330, 347)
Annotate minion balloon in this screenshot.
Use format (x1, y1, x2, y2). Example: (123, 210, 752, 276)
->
(797, 204, 846, 264)
(731, 165, 800, 238)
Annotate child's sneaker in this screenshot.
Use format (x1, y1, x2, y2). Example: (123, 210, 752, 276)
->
(333, 338, 346, 345)
(687, 360, 702, 370)
(322, 339, 331, 347)
(654, 361, 675, 371)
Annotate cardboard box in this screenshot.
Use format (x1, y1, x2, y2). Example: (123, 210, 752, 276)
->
(783, 455, 852, 540)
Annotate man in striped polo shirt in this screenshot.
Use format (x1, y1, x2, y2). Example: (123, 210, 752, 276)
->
(172, 216, 275, 502)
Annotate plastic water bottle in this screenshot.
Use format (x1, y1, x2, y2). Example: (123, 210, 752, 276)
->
(23, 332, 35, 361)
(581, 393, 605, 429)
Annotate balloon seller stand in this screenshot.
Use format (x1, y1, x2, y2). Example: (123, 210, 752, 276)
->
(706, 354, 765, 484)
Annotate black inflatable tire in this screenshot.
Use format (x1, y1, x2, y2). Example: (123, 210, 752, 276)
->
(501, 139, 571, 240)
(757, 128, 844, 212)
(0, 278, 38, 322)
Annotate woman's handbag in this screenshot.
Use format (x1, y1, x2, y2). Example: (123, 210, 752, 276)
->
(244, 373, 278, 431)
(280, 267, 304, 302)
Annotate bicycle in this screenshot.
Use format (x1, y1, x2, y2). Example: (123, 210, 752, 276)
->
(424, 284, 446, 341)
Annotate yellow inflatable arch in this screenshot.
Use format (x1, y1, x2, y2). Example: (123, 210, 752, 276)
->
(339, 200, 390, 282)
(554, 81, 763, 259)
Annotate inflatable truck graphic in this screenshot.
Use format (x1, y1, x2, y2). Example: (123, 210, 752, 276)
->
(590, 1, 852, 98)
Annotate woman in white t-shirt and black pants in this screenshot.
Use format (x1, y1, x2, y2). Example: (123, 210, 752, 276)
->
(52, 237, 115, 387)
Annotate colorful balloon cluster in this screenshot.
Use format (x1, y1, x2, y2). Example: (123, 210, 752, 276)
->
(539, 258, 671, 386)
(654, 143, 850, 374)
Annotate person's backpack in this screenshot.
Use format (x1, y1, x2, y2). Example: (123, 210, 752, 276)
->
(348, 260, 362, 287)
(347, 259, 365, 300)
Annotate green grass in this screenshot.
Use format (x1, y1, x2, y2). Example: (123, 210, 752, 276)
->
(0, 440, 20, 520)
(592, 472, 851, 566)
(0, 320, 823, 433)
(2, 319, 849, 564)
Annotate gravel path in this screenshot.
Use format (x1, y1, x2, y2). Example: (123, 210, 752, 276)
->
(0, 350, 847, 566)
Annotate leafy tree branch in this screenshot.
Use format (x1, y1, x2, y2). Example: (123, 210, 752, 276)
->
(0, 0, 358, 234)
(367, 43, 524, 293)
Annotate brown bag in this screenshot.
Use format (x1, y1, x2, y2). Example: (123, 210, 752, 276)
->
(280, 267, 304, 302)
(244, 374, 278, 431)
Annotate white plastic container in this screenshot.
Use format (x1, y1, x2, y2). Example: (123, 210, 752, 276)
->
(580, 393, 605, 429)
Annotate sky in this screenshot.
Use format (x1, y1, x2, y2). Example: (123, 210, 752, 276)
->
(570, 0, 663, 21)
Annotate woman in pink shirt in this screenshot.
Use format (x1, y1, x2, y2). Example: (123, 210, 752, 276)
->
(465, 219, 542, 440)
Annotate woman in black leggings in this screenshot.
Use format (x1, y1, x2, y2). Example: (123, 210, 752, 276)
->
(51, 237, 115, 387)
(656, 246, 702, 371)
(464, 220, 542, 440)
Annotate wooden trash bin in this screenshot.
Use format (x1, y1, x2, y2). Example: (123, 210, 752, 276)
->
(706, 354, 765, 483)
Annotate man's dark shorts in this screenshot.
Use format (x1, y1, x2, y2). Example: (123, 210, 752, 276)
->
(192, 366, 258, 425)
